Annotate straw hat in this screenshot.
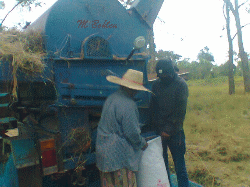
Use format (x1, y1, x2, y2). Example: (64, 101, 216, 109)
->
(106, 69, 151, 92)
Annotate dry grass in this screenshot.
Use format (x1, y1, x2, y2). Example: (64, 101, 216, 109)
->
(0, 28, 46, 97)
(171, 76, 250, 186)
(0, 28, 46, 75)
(59, 127, 91, 172)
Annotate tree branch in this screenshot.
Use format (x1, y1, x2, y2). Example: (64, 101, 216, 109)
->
(223, 2, 227, 20)
(238, 0, 249, 9)
(1, 1, 22, 25)
(232, 23, 250, 40)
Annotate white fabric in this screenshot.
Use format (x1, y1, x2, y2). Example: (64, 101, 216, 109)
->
(137, 136, 170, 187)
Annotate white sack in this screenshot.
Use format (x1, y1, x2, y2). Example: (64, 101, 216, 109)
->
(137, 136, 170, 187)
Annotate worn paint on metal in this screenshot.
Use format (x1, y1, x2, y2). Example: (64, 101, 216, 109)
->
(11, 138, 40, 169)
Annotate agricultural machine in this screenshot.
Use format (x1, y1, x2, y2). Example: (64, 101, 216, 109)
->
(0, 0, 202, 186)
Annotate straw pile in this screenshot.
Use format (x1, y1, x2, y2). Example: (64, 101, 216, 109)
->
(0, 28, 46, 76)
(0, 28, 46, 98)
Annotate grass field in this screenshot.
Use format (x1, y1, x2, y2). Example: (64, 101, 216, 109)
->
(168, 76, 250, 186)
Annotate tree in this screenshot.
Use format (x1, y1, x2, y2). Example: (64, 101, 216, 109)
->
(155, 50, 182, 63)
(0, 1, 5, 9)
(177, 58, 190, 71)
(224, 1, 235, 94)
(223, 0, 250, 92)
(0, 0, 42, 26)
(189, 61, 199, 79)
(198, 59, 214, 79)
(197, 46, 215, 62)
(195, 47, 214, 79)
(147, 28, 157, 73)
(218, 61, 236, 76)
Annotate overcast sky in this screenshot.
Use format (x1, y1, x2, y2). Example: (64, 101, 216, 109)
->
(154, 0, 250, 65)
(1, 0, 250, 65)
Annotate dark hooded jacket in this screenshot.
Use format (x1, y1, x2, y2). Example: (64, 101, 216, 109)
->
(149, 65, 189, 136)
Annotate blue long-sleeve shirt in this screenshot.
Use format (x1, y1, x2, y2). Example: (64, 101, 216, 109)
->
(96, 89, 146, 172)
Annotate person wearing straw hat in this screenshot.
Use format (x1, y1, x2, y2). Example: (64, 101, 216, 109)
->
(96, 69, 150, 187)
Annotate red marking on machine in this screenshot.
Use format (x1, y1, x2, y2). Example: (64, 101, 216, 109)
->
(77, 20, 117, 29)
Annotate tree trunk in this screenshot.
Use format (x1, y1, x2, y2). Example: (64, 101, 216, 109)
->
(225, 2, 235, 94)
(147, 28, 156, 73)
(234, 0, 250, 92)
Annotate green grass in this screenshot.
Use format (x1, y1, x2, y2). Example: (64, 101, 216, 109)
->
(169, 76, 250, 186)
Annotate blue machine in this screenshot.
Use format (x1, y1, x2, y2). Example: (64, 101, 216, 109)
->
(0, 0, 202, 186)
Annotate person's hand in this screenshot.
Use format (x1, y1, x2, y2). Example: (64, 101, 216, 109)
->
(141, 142, 148, 151)
(161, 132, 170, 139)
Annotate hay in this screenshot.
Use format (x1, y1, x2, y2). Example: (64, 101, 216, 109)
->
(0, 28, 46, 98)
(65, 127, 91, 154)
(59, 127, 91, 172)
(0, 28, 46, 76)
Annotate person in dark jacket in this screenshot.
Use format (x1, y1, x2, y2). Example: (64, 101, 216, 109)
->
(149, 59, 189, 187)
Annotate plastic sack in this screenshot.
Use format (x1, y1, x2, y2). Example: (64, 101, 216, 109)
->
(137, 136, 170, 187)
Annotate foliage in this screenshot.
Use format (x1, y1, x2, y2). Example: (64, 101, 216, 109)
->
(150, 47, 215, 79)
(176, 45, 249, 81)
(0, 1, 5, 9)
(150, 47, 249, 81)
(177, 58, 190, 70)
(234, 61, 250, 76)
(177, 59, 213, 80)
(196, 59, 213, 79)
(155, 49, 182, 63)
(17, 0, 42, 7)
(197, 46, 214, 62)
(217, 61, 236, 76)
(147, 50, 182, 74)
